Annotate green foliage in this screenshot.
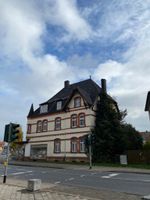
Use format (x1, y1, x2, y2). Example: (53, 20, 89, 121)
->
(10, 127, 23, 153)
(143, 141, 150, 150)
(92, 92, 143, 162)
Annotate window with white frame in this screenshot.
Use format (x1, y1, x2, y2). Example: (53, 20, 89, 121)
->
(27, 124, 31, 134)
(71, 138, 77, 153)
(71, 114, 77, 128)
(54, 139, 61, 153)
(37, 121, 42, 132)
(74, 97, 81, 108)
(80, 137, 85, 152)
(79, 113, 85, 127)
(40, 104, 48, 113)
(42, 120, 48, 131)
(56, 101, 62, 110)
(55, 118, 61, 130)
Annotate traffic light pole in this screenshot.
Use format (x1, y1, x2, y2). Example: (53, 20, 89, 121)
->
(3, 123, 11, 183)
(89, 144, 92, 169)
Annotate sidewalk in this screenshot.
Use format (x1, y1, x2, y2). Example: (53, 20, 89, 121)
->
(0, 182, 141, 200)
(9, 160, 150, 174)
(0, 184, 96, 200)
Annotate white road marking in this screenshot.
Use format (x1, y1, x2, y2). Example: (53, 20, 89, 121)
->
(102, 173, 119, 179)
(54, 181, 61, 184)
(68, 177, 74, 181)
(10, 171, 33, 175)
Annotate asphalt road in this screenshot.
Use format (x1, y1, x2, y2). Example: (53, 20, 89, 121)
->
(0, 164, 150, 196)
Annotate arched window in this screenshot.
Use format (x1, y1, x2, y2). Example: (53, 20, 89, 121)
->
(71, 137, 78, 153)
(71, 114, 77, 128)
(42, 120, 48, 131)
(55, 117, 61, 130)
(37, 121, 42, 132)
(27, 124, 31, 134)
(79, 137, 85, 152)
(79, 113, 85, 127)
(54, 139, 61, 153)
(74, 97, 81, 108)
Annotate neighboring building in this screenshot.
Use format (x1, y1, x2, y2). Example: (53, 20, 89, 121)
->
(139, 131, 150, 144)
(0, 141, 5, 153)
(25, 78, 116, 162)
(145, 91, 150, 119)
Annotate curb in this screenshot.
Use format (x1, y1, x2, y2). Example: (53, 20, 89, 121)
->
(8, 161, 150, 175)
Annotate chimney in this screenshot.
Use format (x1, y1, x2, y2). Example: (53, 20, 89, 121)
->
(64, 80, 70, 88)
(101, 79, 107, 93)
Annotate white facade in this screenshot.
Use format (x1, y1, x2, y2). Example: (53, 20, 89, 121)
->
(25, 92, 96, 161)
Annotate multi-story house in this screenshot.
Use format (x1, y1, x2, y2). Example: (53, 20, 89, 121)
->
(25, 78, 112, 162)
(145, 91, 150, 119)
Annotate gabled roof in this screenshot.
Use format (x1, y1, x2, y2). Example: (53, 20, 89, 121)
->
(28, 79, 101, 118)
(27, 104, 34, 117)
(145, 91, 150, 111)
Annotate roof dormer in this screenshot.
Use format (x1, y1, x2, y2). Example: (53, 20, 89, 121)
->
(40, 104, 48, 114)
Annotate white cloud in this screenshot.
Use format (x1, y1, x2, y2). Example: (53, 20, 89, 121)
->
(0, 0, 150, 139)
(93, 37, 150, 131)
(0, 0, 92, 138)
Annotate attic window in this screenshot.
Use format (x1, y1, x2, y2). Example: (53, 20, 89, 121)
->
(57, 101, 62, 110)
(40, 104, 48, 113)
(74, 97, 81, 108)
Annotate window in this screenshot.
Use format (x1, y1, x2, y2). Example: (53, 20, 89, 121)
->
(37, 121, 42, 132)
(74, 97, 81, 108)
(27, 124, 31, 134)
(57, 101, 62, 110)
(55, 118, 61, 130)
(80, 137, 85, 152)
(31, 144, 47, 159)
(42, 120, 48, 131)
(54, 139, 61, 153)
(71, 114, 77, 128)
(71, 138, 77, 153)
(40, 104, 48, 113)
(79, 113, 85, 127)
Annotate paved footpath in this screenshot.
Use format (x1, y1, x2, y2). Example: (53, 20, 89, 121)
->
(0, 181, 141, 200)
(0, 184, 96, 200)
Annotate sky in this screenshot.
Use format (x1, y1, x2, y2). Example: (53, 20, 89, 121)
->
(0, 0, 150, 140)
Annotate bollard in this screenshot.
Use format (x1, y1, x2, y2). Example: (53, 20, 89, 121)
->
(27, 179, 41, 191)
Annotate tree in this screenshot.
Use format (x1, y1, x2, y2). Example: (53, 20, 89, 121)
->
(121, 124, 143, 150)
(92, 92, 143, 162)
(143, 141, 150, 150)
(10, 126, 24, 158)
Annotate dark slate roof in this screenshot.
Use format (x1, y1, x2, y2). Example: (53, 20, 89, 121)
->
(145, 91, 150, 111)
(27, 104, 34, 118)
(28, 79, 102, 118)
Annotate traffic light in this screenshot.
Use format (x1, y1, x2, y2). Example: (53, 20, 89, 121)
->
(91, 133, 96, 145)
(84, 134, 91, 153)
(4, 124, 10, 142)
(10, 123, 20, 142)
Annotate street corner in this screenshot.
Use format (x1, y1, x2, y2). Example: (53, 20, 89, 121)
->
(0, 184, 98, 200)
